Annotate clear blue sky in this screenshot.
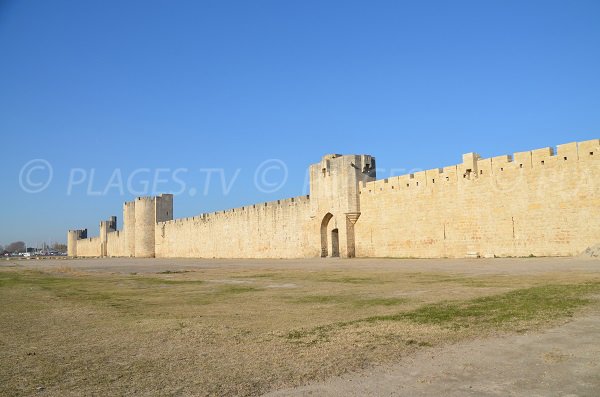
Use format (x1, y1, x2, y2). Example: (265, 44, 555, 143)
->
(1, 0, 599, 247)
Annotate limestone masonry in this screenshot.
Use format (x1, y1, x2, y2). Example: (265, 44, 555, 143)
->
(68, 139, 600, 259)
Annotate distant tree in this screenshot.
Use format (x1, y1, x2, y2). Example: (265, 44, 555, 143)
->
(52, 243, 67, 252)
(5, 241, 26, 253)
(0, 245, 3, 253)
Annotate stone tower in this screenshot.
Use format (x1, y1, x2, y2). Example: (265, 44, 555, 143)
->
(134, 194, 173, 258)
(309, 154, 376, 258)
(66, 229, 87, 257)
(123, 200, 136, 257)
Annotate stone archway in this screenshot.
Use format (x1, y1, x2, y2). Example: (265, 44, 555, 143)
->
(331, 228, 340, 257)
(320, 212, 360, 258)
(320, 213, 334, 257)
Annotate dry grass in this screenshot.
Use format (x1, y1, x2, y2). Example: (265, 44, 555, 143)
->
(1, 260, 599, 396)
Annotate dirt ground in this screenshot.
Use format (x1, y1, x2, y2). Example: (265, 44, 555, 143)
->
(1, 256, 599, 396)
(11, 255, 600, 275)
(267, 309, 600, 397)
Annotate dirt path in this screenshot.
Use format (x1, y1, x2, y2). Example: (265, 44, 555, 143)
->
(266, 311, 600, 397)
(7, 256, 600, 276)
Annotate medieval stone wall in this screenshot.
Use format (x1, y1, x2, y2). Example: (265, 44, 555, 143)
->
(106, 230, 127, 257)
(68, 140, 599, 259)
(74, 236, 101, 257)
(355, 139, 600, 258)
(154, 196, 314, 258)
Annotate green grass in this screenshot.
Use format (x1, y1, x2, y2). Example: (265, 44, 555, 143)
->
(0, 270, 264, 311)
(354, 297, 408, 307)
(0, 270, 203, 289)
(0, 271, 23, 287)
(406, 272, 506, 287)
(234, 271, 389, 285)
(291, 294, 408, 308)
(235, 270, 508, 288)
(390, 283, 598, 327)
(321, 276, 382, 284)
(133, 276, 205, 285)
(236, 272, 278, 278)
(287, 282, 600, 340)
(214, 285, 262, 295)
(292, 294, 345, 304)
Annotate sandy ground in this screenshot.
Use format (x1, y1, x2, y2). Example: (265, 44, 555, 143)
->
(3, 256, 600, 396)
(266, 310, 600, 396)
(11, 255, 600, 276)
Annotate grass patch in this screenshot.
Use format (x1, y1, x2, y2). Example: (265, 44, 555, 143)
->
(0, 271, 23, 287)
(407, 273, 506, 287)
(215, 285, 262, 295)
(233, 271, 389, 285)
(293, 295, 346, 304)
(287, 282, 600, 340)
(318, 275, 385, 284)
(0, 269, 265, 315)
(235, 272, 279, 279)
(353, 297, 408, 307)
(0, 271, 138, 309)
(133, 276, 204, 285)
(292, 294, 408, 308)
(384, 283, 600, 327)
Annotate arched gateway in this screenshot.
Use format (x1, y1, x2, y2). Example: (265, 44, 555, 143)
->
(320, 213, 340, 257)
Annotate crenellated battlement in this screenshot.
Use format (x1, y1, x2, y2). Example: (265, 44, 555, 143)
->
(361, 139, 599, 195)
(161, 195, 311, 225)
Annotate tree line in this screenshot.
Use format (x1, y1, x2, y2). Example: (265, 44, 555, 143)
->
(1, 241, 67, 254)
